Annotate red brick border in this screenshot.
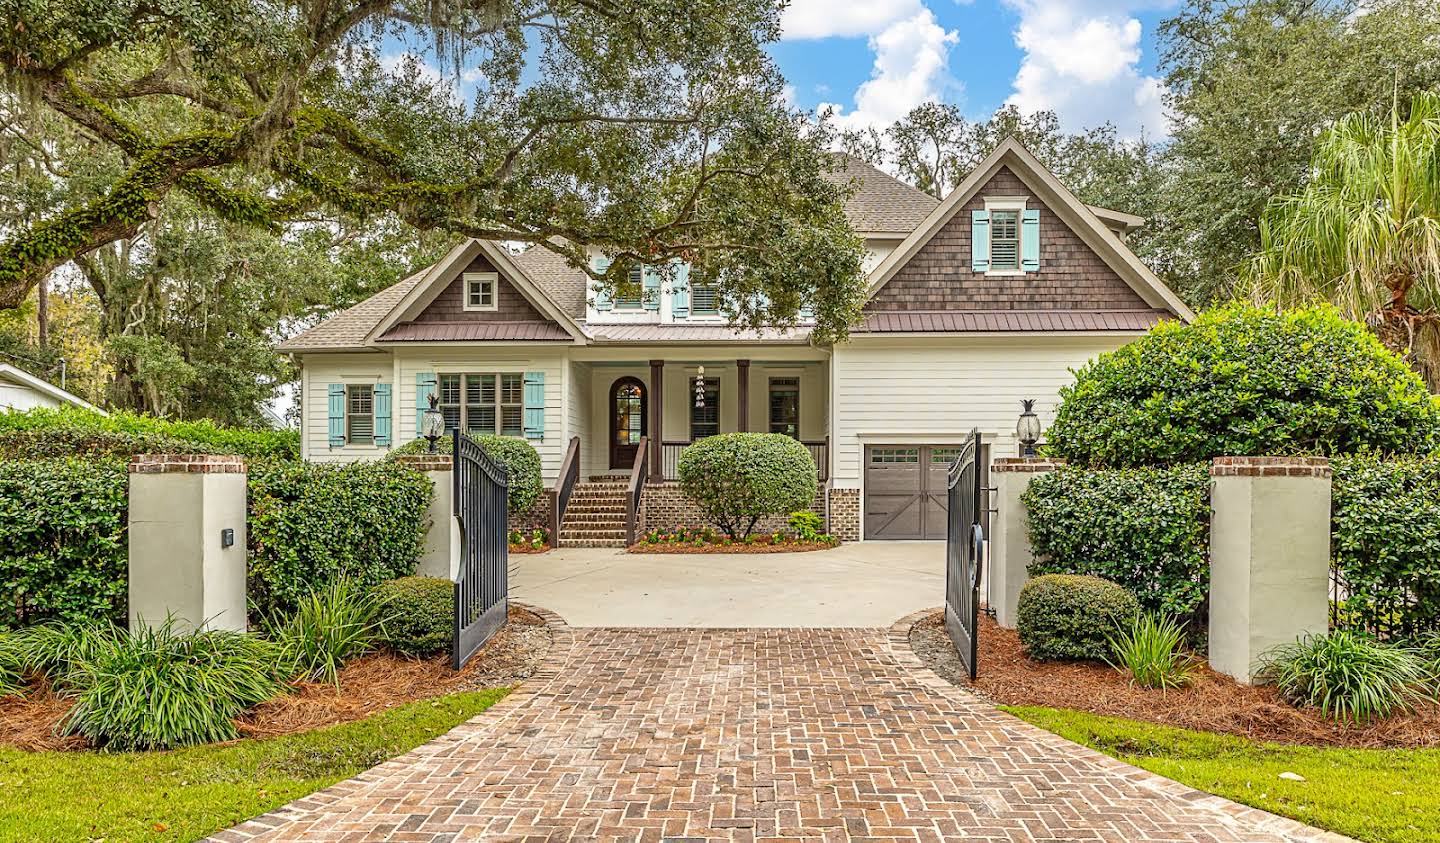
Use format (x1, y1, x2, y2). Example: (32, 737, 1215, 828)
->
(992, 457, 1066, 473)
(393, 453, 454, 472)
(1211, 456, 1332, 478)
(128, 454, 246, 474)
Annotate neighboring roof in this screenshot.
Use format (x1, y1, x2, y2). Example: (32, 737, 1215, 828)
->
(279, 269, 427, 351)
(378, 321, 575, 342)
(852, 310, 1171, 334)
(0, 363, 106, 413)
(586, 324, 812, 344)
(826, 153, 940, 236)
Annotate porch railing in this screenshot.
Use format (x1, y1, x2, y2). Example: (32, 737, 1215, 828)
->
(625, 436, 649, 546)
(547, 436, 580, 541)
(659, 437, 828, 482)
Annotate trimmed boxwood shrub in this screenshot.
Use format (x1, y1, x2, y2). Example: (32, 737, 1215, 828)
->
(677, 433, 818, 539)
(389, 434, 542, 515)
(0, 459, 129, 629)
(1047, 303, 1440, 468)
(1017, 574, 1140, 661)
(1022, 464, 1210, 617)
(374, 576, 454, 656)
(0, 405, 298, 461)
(247, 460, 432, 618)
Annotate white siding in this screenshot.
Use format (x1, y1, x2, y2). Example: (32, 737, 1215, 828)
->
(301, 353, 393, 462)
(829, 335, 1133, 486)
(565, 359, 591, 467)
(0, 382, 60, 412)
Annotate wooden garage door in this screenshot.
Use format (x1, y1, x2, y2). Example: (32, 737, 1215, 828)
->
(864, 445, 989, 540)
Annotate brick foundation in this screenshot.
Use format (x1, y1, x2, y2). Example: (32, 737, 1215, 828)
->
(827, 487, 860, 542)
(639, 482, 826, 536)
(509, 496, 553, 535)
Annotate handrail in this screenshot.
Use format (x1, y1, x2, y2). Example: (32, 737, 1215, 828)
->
(625, 436, 649, 546)
(547, 436, 580, 542)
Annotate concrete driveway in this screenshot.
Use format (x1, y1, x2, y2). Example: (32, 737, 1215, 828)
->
(511, 542, 944, 627)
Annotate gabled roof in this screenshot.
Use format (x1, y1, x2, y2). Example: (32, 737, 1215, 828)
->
(828, 153, 940, 236)
(863, 137, 1195, 322)
(0, 363, 106, 413)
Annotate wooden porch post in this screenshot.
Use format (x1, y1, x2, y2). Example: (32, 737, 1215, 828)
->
(649, 359, 664, 481)
(737, 359, 750, 433)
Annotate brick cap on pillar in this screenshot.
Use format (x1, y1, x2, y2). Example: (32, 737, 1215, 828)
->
(1210, 455, 1331, 478)
(129, 454, 247, 474)
(394, 453, 454, 471)
(992, 457, 1066, 473)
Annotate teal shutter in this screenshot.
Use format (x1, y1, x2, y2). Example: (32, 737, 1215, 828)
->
(414, 372, 436, 438)
(327, 384, 345, 447)
(593, 256, 613, 311)
(1021, 209, 1041, 271)
(671, 262, 690, 318)
(523, 371, 545, 440)
(373, 383, 392, 446)
(971, 210, 990, 272)
(642, 265, 662, 311)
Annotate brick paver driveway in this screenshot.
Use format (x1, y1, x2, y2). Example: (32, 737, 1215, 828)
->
(216, 610, 1340, 842)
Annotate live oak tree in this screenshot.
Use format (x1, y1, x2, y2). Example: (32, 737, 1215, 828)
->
(0, 0, 867, 342)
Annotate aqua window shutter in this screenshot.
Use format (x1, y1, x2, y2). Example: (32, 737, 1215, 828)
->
(971, 210, 990, 272)
(414, 372, 436, 438)
(327, 384, 346, 447)
(1021, 209, 1041, 272)
(523, 371, 545, 440)
(593, 256, 613, 311)
(373, 383, 392, 446)
(671, 262, 690, 318)
(642, 265, 661, 311)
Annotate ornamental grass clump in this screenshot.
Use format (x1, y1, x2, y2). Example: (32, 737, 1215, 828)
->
(270, 579, 389, 685)
(1261, 630, 1436, 722)
(1106, 612, 1200, 691)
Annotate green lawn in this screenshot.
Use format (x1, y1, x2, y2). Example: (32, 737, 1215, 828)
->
(1005, 705, 1440, 843)
(0, 688, 508, 843)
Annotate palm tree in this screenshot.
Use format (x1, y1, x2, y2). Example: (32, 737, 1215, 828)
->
(1247, 90, 1440, 384)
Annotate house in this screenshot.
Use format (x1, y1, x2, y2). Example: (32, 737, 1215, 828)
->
(0, 363, 105, 415)
(280, 138, 1193, 544)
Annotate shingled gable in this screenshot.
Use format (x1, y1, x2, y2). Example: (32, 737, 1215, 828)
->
(861, 137, 1195, 327)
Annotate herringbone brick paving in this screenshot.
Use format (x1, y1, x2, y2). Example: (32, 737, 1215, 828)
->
(213, 608, 1345, 842)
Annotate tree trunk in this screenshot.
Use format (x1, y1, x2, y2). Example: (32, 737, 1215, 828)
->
(36, 277, 48, 348)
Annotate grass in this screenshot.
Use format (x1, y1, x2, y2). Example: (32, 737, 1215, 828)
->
(1005, 705, 1440, 843)
(0, 688, 508, 843)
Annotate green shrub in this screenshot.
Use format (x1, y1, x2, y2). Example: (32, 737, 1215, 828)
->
(1260, 630, 1435, 722)
(247, 460, 432, 618)
(1022, 464, 1210, 617)
(374, 576, 454, 657)
(0, 637, 22, 697)
(0, 459, 129, 628)
(59, 620, 288, 750)
(0, 428, 211, 460)
(269, 579, 388, 685)
(677, 433, 817, 539)
(0, 405, 298, 460)
(1047, 304, 1440, 468)
(788, 510, 824, 542)
(1106, 612, 1200, 690)
(1017, 574, 1140, 662)
(390, 434, 542, 514)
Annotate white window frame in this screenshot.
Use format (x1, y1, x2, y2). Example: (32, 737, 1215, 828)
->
(345, 383, 374, 445)
(462, 272, 499, 312)
(983, 196, 1028, 277)
(437, 371, 525, 437)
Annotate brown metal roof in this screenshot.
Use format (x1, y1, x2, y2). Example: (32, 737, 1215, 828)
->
(852, 309, 1171, 333)
(377, 321, 574, 342)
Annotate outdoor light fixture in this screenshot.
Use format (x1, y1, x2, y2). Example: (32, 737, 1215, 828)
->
(421, 392, 445, 453)
(694, 365, 707, 409)
(1016, 398, 1042, 458)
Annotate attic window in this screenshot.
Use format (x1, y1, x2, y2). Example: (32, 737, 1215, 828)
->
(463, 272, 498, 312)
(989, 210, 1020, 271)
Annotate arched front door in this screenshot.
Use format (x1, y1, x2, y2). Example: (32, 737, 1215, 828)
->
(609, 377, 647, 469)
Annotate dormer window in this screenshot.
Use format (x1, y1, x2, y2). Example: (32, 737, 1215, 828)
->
(463, 272, 498, 312)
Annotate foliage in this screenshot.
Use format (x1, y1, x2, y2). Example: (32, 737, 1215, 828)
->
(1105, 612, 1200, 691)
(247, 460, 431, 618)
(1007, 705, 1440, 843)
(1330, 454, 1440, 639)
(508, 526, 550, 550)
(0, 636, 23, 697)
(269, 579, 388, 686)
(58, 620, 288, 751)
(390, 433, 542, 515)
(0, 427, 209, 459)
(1016, 574, 1140, 662)
(788, 510, 825, 543)
(635, 522, 835, 549)
(7, 621, 112, 688)
(0, 405, 298, 460)
(0, 689, 508, 843)
(1260, 631, 1436, 723)
(0, 458, 128, 628)
(1047, 304, 1440, 469)
(1022, 464, 1211, 617)
(676, 433, 818, 539)
(373, 577, 454, 658)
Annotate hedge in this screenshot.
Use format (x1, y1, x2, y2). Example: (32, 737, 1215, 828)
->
(677, 433, 817, 539)
(0, 428, 213, 460)
(0, 406, 299, 461)
(1017, 574, 1140, 661)
(389, 434, 542, 515)
(1022, 463, 1211, 618)
(0, 459, 129, 629)
(1047, 303, 1440, 468)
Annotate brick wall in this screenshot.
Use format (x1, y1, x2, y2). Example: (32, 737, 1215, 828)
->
(639, 483, 827, 536)
(508, 496, 552, 535)
(827, 488, 860, 542)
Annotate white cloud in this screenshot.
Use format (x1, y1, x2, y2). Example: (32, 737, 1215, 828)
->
(818, 8, 960, 132)
(780, 0, 923, 40)
(1003, 0, 1169, 138)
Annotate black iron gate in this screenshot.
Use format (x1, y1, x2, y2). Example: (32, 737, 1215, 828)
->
(944, 429, 985, 679)
(453, 429, 509, 670)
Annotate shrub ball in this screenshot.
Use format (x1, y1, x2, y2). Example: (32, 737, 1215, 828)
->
(374, 576, 454, 657)
(1017, 574, 1140, 662)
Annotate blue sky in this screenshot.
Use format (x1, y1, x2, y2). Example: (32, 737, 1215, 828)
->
(772, 0, 1178, 139)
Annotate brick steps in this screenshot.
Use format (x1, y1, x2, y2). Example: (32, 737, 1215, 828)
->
(557, 480, 631, 548)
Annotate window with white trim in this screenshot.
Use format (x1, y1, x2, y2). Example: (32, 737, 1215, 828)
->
(989, 210, 1020, 271)
(768, 377, 799, 438)
(463, 273, 498, 311)
(690, 377, 720, 439)
(346, 384, 374, 444)
(690, 281, 720, 315)
(438, 372, 524, 436)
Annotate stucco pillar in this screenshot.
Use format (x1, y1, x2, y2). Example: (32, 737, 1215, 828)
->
(128, 455, 248, 632)
(395, 454, 460, 581)
(988, 457, 1064, 629)
(1208, 456, 1332, 684)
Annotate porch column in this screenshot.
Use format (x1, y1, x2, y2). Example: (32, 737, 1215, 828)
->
(737, 359, 750, 432)
(649, 359, 664, 481)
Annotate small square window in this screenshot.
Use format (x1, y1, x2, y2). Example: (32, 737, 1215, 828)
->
(463, 273, 498, 312)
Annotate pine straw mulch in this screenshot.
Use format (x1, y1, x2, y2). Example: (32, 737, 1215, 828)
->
(909, 609, 1440, 750)
(508, 543, 552, 554)
(0, 605, 553, 753)
(628, 540, 840, 554)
